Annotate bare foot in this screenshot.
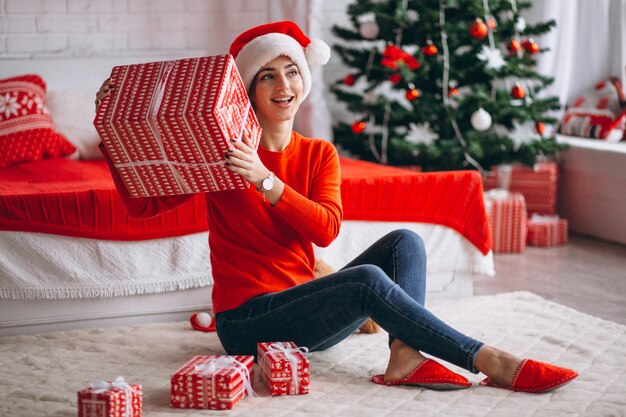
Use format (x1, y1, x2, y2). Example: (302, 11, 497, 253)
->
(384, 339, 427, 382)
(474, 345, 522, 387)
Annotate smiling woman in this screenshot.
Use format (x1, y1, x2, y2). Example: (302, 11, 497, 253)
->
(98, 20, 578, 395)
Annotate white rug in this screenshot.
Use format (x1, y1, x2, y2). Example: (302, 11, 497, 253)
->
(1, 292, 625, 417)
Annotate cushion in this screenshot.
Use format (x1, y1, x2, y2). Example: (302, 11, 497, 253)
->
(0, 74, 76, 168)
(558, 77, 626, 142)
(47, 89, 102, 160)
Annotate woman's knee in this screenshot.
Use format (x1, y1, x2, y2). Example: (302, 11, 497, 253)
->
(392, 229, 426, 256)
(350, 264, 392, 288)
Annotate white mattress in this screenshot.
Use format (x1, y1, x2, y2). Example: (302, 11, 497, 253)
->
(0, 221, 494, 335)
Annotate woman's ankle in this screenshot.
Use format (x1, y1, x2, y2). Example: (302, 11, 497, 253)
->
(475, 345, 522, 386)
(384, 340, 426, 381)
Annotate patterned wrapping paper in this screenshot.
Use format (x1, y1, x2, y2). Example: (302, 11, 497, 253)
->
(77, 377, 142, 417)
(483, 162, 558, 215)
(94, 54, 261, 198)
(170, 355, 255, 410)
(257, 342, 310, 396)
(527, 215, 568, 247)
(484, 190, 527, 253)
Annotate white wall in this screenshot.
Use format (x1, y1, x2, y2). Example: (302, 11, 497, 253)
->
(0, 0, 273, 58)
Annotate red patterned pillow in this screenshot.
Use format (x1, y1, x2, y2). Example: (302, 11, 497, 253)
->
(558, 77, 626, 141)
(0, 74, 76, 168)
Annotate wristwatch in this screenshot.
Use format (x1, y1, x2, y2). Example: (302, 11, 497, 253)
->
(257, 171, 275, 193)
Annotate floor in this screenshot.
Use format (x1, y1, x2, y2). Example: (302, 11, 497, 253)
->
(474, 234, 626, 325)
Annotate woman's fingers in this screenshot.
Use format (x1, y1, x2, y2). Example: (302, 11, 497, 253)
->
(95, 78, 115, 112)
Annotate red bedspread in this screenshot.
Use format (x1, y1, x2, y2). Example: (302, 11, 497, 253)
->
(0, 157, 491, 254)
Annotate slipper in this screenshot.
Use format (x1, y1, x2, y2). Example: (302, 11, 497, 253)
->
(480, 358, 578, 393)
(371, 358, 471, 390)
(190, 312, 216, 332)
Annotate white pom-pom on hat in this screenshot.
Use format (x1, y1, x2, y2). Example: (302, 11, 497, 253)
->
(229, 21, 330, 101)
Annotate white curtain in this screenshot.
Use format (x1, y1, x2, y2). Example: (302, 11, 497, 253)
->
(268, 0, 334, 141)
(523, 0, 626, 106)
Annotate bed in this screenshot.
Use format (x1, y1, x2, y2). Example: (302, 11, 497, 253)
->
(0, 58, 494, 336)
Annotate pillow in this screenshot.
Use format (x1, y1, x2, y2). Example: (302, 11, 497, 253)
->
(0, 74, 76, 168)
(47, 89, 103, 160)
(558, 77, 626, 142)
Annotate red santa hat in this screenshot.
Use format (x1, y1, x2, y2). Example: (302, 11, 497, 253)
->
(229, 20, 331, 101)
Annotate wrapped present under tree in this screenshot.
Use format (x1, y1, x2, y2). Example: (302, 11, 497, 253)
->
(77, 376, 142, 417)
(527, 214, 568, 247)
(170, 355, 255, 410)
(484, 189, 527, 253)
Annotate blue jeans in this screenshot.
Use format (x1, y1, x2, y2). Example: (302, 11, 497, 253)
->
(215, 229, 483, 373)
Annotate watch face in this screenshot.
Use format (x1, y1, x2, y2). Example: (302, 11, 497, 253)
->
(262, 177, 274, 191)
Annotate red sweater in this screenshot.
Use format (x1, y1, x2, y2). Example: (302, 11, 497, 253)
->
(101, 131, 343, 313)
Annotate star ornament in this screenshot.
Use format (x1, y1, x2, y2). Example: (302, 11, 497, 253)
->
(405, 122, 437, 145)
(477, 45, 505, 70)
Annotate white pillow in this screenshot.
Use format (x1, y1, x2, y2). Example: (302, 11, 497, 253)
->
(47, 89, 103, 160)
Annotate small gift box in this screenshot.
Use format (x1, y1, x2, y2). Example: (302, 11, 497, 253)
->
(484, 189, 527, 253)
(77, 376, 142, 417)
(257, 341, 310, 396)
(94, 54, 261, 197)
(527, 214, 568, 247)
(483, 162, 559, 215)
(170, 355, 255, 410)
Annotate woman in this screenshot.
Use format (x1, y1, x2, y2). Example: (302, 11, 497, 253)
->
(97, 21, 577, 393)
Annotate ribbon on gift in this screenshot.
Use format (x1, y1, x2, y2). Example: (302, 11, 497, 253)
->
(259, 343, 309, 394)
(194, 356, 256, 408)
(529, 213, 560, 223)
(89, 376, 135, 417)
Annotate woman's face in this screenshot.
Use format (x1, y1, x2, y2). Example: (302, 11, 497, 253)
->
(250, 55, 304, 124)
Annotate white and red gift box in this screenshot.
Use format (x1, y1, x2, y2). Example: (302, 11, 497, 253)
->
(484, 190, 527, 253)
(483, 162, 559, 215)
(257, 341, 310, 396)
(170, 355, 255, 410)
(77, 376, 142, 417)
(94, 54, 261, 198)
(527, 214, 568, 247)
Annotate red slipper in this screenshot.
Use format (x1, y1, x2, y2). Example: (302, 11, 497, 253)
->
(371, 358, 472, 390)
(190, 313, 216, 332)
(480, 359, 578, 393)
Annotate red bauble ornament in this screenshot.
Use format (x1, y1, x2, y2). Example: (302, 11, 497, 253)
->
(448, 86, 460, 96)
(536, 122, 545, 135)
(422, 42, 438, 57)
(343, 74, 356, 86)
(469, 18, 489, 40)
(389, 74, 403, 84)
(406, 88, 420, 101)
(508, 39, 521, 54)
(351, 120, 367, 134)
(522, 38, 541, 54)
(487, 17, 497, 29)
(511, 84, 525, 99)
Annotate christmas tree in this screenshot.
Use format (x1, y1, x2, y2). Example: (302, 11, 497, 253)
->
(331, 0, 567, 172)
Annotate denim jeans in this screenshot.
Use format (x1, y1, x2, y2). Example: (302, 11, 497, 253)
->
(215, 229, 484, 373)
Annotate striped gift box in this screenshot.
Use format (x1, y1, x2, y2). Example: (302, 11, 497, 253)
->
(257, 342, 310, 396)
(170, 355, 254, 410)
(483, 162, 558, 215)
(484, 190, 527, 253)
(527, 215, 568, 247)
(94, 55, 261, 198)
(77, 377, 142, 417)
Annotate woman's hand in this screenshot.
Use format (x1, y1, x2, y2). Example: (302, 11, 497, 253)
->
(94, 78, 115, 113)
(224, 132, 270, 190)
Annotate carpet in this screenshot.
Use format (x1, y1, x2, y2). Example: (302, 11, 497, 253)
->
(1, 292, 624, 417)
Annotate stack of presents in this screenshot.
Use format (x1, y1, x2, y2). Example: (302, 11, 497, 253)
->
(77, 341, 310, 415)
(483, 163, 568, 253)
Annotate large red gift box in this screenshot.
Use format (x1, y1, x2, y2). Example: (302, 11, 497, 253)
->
(527, 214, 568, 247)
(77, 377, 142, 417)
(484, 190, 527, 253)
(483, 162, 558, 215)
(94, 54, 261, 198)
(170, 355, 255, 410)
(257, 342, 310, 396)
